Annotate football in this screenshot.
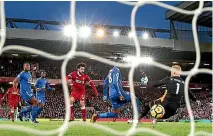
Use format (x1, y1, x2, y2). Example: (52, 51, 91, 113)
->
(150, 104, 165, 119)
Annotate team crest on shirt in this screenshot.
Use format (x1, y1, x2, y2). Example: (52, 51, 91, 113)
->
(76, 79, 83, 84)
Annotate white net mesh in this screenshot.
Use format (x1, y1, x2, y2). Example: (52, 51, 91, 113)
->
(0, 1, 212, 136)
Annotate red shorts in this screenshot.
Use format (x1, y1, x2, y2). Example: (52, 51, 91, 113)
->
(70, 91, 85, 101)
(9, 101, 19, 109)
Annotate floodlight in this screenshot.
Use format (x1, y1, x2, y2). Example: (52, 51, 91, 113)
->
(79, 26, 91, 38)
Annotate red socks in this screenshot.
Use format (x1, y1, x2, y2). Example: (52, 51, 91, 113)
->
(11, 113, 14, 121)
(81, 108, 86, 120)
(70, 106, 74, 120)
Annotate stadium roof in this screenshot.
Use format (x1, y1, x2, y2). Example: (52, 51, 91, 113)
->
(6, 17, 170, 37)
(4, 38, 212, 64)
(165, 1, 212, 27)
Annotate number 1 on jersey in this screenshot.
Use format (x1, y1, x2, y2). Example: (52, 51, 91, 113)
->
(176, 83, 180, 94)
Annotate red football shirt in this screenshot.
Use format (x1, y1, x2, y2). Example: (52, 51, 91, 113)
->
(7, 87, 20, 103)
(68, 71, 90, 93)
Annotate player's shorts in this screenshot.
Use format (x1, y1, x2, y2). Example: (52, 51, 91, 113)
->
(9, 101, 19, 109)
(20, 89, 34, 103)
(110, 92, 131, 110)
(149, 99, 178, 119)
(70, 91, 85, 101)
(37, 96, 45, 105)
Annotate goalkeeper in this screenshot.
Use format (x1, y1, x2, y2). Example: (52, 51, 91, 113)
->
(140, 65, 200, 122)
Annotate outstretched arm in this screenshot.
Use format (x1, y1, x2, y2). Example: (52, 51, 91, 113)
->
(1, 89, 10, 101)
(13, 77, 19, 90)
(87, 75, 98, 96)
(34, 79, 40, 91)
(90, 81, 98, 96)
(66, 72, 73, 84)
(46, 82, 54, 91)
(147, 77, 170, 87)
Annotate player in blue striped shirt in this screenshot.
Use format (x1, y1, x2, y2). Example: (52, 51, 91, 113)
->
(91, 66, 140, 122)
(13, 63, 41, 123)
(35, 71, 55, 119)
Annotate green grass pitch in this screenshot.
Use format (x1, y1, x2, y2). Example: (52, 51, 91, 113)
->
(0, 120, 212, 136)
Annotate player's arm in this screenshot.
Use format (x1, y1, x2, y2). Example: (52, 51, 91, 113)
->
(66, 72, 73, 84)
(13, 73, 21, 90)
(147, 77, 170, 87)
(103, 75, 109, 100)
(116, 72, 125, 100)
(86, 75, 98, 96)
(1, 88, 10, 101)
(45, 80, 55, 91)
(34, 79, 40, 91)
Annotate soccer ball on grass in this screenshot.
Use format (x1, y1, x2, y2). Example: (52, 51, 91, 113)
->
(150, 104, 165, 119)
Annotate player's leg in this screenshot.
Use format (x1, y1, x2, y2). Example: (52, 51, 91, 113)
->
(161, 103, 177, 119)
(25, 102, 31, 121)
(36, 97, 45, 119)
(7, 103, 12, 119)
(19, 90, 39, 123)
(121, 92, 140, 122)
(80, 94, 86, 121)
(18, 93, 34, 121)
(80, 100, 86, 121)
(91, 97, 120, 123)
(9, 104, 15, 122)
(91, 109, 119, 123)
(70, 94, 76, 121)
(25, 110, 30, 121)
(29, 97, 41, 123)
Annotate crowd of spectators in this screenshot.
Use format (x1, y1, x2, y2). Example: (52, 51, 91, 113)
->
(178, 90, 212, 120)
(0, 56, 172, 81)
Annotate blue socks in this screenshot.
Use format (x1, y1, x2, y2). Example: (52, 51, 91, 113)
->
(31, 106, 40, 122)
(36, 107, 42, 117)
(25, 111, 30, 120)
(98, 112, 118, 118)
(19, 106, 31, 116)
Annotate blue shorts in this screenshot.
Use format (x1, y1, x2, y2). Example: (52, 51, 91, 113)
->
(37, 96, 45, 105)
(20, 90, 34, 103)
(110, 92, 131, 110)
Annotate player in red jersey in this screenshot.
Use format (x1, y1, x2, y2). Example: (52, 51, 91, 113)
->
(67, 62, 99, 121)
(1, 84, 20, 122)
